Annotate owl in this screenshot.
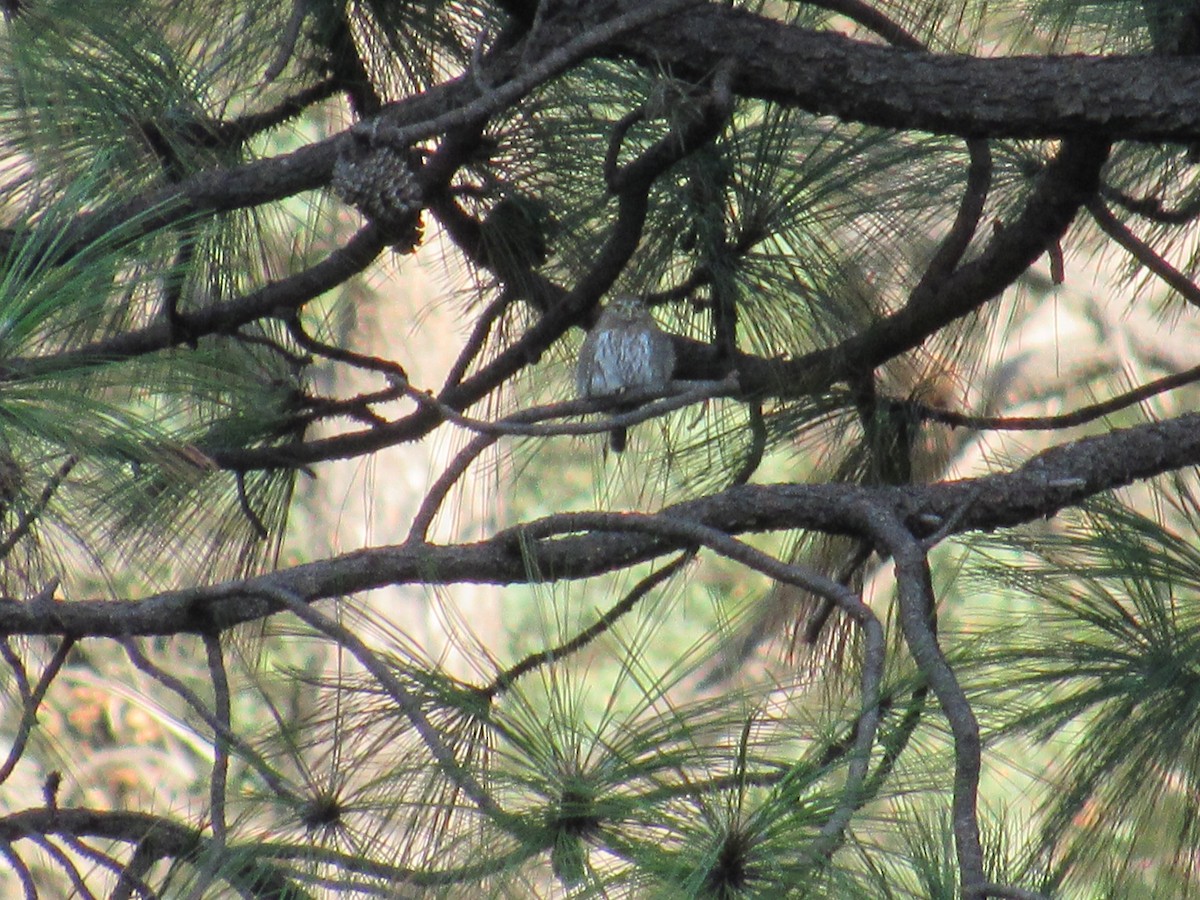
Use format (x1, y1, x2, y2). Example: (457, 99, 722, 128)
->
(576, 294, 676, 452)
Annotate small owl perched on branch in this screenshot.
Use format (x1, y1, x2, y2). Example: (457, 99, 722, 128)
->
(576, 294, 676, 452)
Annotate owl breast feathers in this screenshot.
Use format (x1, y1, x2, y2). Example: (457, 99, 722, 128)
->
(576, 297, 675, 398)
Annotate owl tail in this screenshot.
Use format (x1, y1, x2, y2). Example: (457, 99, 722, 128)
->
(609, 426, 628, 453)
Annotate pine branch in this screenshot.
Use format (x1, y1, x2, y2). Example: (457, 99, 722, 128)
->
(911, 363, 1200, 431)
(863, 507, 985, 897)
(1088, 198, 1200, 309)
(5, 407, 1200, 638)
(214, 58, 736, 472)
(611, 1, 1200, 140)
(4, 227, 387, 380)
(0, 808, 302, 900)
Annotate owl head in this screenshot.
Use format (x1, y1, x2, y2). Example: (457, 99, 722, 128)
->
(604, 293, 648, 323)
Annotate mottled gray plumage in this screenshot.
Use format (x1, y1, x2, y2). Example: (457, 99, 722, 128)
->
(576, 294, 675, 452)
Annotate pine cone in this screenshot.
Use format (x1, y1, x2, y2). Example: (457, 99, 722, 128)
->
(331, 134, 425, 252)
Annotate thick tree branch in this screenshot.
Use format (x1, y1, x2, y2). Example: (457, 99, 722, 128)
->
(2, 805, 539, 891)
(4, 0, 1194, 280)
(5, 2, 1187, 274)
(0, 0, 701, 268)
(3, 408, 1200, 638)
(182, 119, 1078, 475)
(611, 2, 1200, 140)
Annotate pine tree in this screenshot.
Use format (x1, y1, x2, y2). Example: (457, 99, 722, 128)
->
(1, 1, 1200, 897)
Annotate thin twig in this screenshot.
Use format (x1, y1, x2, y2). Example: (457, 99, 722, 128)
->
(487, 550, 696, 696)
(236, 471, 269, 540)
(404, 376, 739, 543)
(915, 136, 991, 296)
(29, 834, 99, 900)
(802, 540, 873, 645)
(520, 0, 553, 70)
(368, 0, 705, 152)
(804, 0, 993, 292)
(1088, 198, 1200, 309)
(1100, 181, 1200, 225)
(603, 109, 643, 190)
(861, 685, 928, 800)
(0, 457, 77, 562)
(406, 429, 498, 544)
(181, 633, 232, 900)
(56, 835, 149, 898)
(913, 362, 1200, 431)
(0, 837, 36, 900)
(292, 385, 403, 428)
(203, 634, 231, 849)
(813, 0, 994, 310)
(286, 316, 410, 383)
(0, 637, 74, 786)
(608, 57, 735, 195)
(729, 401, 767, 487)
(119, 640, 296, 803)
(0, 639, 31, 703)
(6, 229, 388, 382)
(919, 484, 984, 551)
(440, 290, 514, 391)
(802, 0, 925, 47)
(410, 375, 738, 439)
(263, 0, 308, 83)
(233, 327, 312, 367)
(112, 840, 164, 900)
(222, 78, 345, 146)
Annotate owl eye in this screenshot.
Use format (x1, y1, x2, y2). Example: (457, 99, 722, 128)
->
(610, 295, 643, 316)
